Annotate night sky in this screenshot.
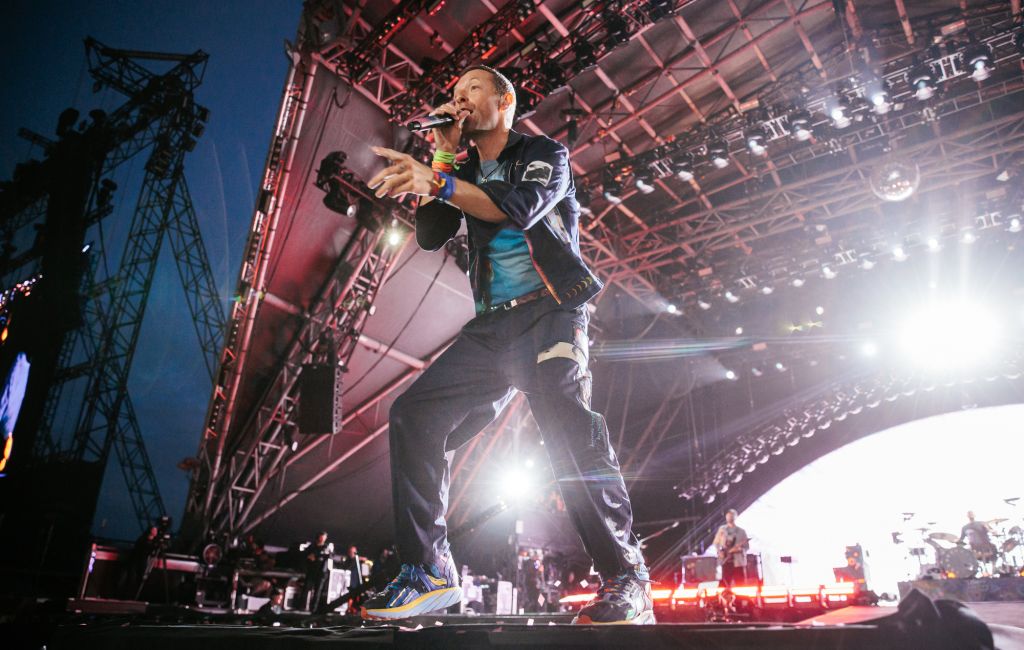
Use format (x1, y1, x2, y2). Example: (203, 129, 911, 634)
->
(3, 1, 302, 540)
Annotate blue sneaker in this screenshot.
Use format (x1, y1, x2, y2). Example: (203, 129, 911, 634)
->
(361, 557, 462, 620)
(573, 569, 656, 625)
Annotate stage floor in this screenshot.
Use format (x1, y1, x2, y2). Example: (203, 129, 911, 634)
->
(31, 602, 1024, 650)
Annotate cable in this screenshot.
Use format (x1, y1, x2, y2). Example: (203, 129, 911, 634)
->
(341, 251, 448, 396)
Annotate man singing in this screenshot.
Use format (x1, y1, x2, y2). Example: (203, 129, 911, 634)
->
(361, 66, 652, 625)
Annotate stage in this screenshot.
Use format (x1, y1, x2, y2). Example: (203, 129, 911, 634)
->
(12, 591, 1020, 650)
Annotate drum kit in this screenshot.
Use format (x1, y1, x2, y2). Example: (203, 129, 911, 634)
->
(904, 517, 1024, 580)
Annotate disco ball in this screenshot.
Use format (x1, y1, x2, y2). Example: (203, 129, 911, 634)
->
(870, 158, 920, 202)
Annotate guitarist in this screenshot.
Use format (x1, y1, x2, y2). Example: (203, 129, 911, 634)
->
(713, 509, 750, 588)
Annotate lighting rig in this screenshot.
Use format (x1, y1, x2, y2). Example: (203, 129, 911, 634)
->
(675, 352, 1024, 506)
(384, 0, 701, 124)
(592, 12, 1024, 203)
(315, 149, 415, 238)
(671, 187, 1023, 314)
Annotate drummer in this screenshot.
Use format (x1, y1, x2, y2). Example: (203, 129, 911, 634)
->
(959, 511, 996, 560)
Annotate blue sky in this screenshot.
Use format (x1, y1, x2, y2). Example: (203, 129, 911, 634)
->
(3, 1, 302, 540)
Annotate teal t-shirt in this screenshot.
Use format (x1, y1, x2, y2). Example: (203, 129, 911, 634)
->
(476, 159, 545, 311)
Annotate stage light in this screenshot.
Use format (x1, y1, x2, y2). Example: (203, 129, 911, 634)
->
(387, 225, 403, 247)
(927, 237, 941, 252)
(707, 138, 730, 169)
(792, 278, 805, 288)
(788, 108, 813, 141)
(525, 458, 535, 468)
(499, 466, 534, 501)
(751, 367, 763, 377)
(602, 174, 623, 204)
(644, 0, 674, 21)
(898, 300, 1000, 370)
(605, 14, 631, 47)
(744, 125, 768, 156)
(761, 286, 773, 295)
(815, 306, 825, 315)
(725, 370, 738, 381)
(961, 231, 976, 244)
(634, 169, 656, 194)
(666, 303, 678, 314)
(572, 39, 597, 73)
(671, 150, 695, 181)
(822, 266, 837, 279)
(698, 299, 711, 310)
(724, 290, 739, 303)
(860, 259, 875, 270)
(892, 245, 907, 261)
(735, 326, 744, 335)
(862, 341, 878, 357)
(323, 190, 352, 216)
(866, 80, 892, 115)
(909, 61, 937, 100)
(962, 41, 994, 82)
(1010, 218, 1022, 233)
(514, 0, 534, 21)
(775, 362, 786, 372)
(828, 96, 851, 129)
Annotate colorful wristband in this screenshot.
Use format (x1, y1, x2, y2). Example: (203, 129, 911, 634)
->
(432, 150, 456, 173)
(430, 171, 456, 201)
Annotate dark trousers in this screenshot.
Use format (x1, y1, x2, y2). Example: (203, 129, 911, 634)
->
(721, 562, 746, 588)
(389, 296, 644, 578)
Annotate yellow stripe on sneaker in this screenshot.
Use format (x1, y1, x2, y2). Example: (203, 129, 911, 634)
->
(363, 587, 460, 617)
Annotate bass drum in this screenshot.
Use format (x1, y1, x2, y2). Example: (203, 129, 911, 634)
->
(938, 547, 978, 578)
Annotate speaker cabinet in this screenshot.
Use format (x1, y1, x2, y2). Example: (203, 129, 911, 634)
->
(299, 363, 343, 435)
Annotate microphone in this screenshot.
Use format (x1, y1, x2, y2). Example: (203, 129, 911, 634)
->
(407, 114, 456, 131)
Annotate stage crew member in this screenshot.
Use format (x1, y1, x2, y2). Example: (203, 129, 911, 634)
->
(362, 66, 652, 624)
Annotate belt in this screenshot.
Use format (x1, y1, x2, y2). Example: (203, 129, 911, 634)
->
(482, 287, 550, 313)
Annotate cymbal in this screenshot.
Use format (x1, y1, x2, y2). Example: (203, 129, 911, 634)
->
(929, 532, 959, 543)
(986, 518, 1008, 525)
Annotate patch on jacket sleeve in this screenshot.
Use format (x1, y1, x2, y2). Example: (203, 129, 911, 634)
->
(523, 160, 554, 186)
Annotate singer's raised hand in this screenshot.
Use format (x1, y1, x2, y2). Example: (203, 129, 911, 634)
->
(368, 147, 434, 200)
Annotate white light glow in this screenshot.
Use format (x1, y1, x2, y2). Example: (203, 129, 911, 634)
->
(739, 405, 1024, 599)
(861, 341, 878, 357)
(815, 306, 825, 316)
(666, 303, 678, 314)
(898, 300, 1001, 371)
(725, 370, 738, 381)
(735, 326, 744, 336)
(892, 246, 907, 261)
(927, 237, 940, 252)
(499, 467, 534, 501)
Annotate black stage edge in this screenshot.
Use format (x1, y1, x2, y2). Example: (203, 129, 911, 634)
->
(5, 590, 1019, 649)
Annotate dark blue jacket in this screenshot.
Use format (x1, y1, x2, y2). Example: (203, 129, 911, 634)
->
(414, 130, 602, 310)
